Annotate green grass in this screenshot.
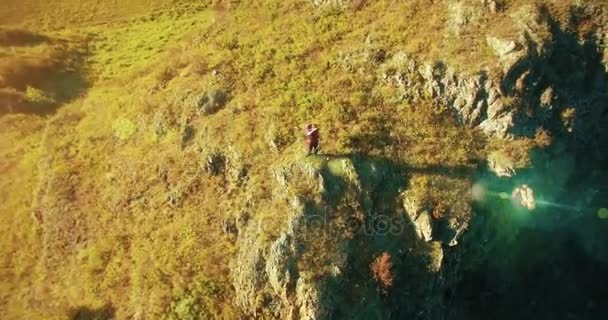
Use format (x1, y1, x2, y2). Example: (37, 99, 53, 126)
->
(0, 0, 210, 31)
(82, 10, 214, 81)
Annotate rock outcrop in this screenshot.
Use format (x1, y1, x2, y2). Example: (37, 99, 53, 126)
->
(380, 53, 516, 137)
(487, 151, 516, 177)
(230, 152, 454, 318)
(401, 190, 434, 242)
(196, 88, 228, 115)
(378, 2, 608, 143)
(233, 159, 345, 319)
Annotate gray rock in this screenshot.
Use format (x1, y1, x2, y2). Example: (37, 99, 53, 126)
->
(486, 35, 527, 74)
(479, 112, 514, 138)
(402, 190, 424, 221)
(266, 233, 297, 302)
(402, 191, 433, 242)
(447, 218, 469, 247)
(456, 75, 486, 126)
(515, 70, 530, 91)
(295, 274, 327, 320)
(379, 51, 520, 136)
(233, 187, 325, 318)
(536, 86, 556, 122)
(428, 241, 444, 272)
(233, 157, 381, 318)
(540, 87, 554, 106)
(414, 211, 433, 242)
(233, 232, 267, 313)
(488, 151, 516, 177)
(447, 1, 472, 35)
(196, 89, 228, 115)
(205, 152, 226, 175)
(487, 36, 518, 57)
(603, 43, 608, 73)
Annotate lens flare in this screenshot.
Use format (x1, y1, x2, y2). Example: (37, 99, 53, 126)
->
(535, 199, 580, 211)
(473, 181, 586, 214)
(512, 184, 536, 210)
(472, 183, 486, 201)
(598, 208, 608, 219)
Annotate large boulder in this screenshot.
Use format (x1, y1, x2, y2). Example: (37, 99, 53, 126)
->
(487, 151, 516, 177)
(196, 88, 228, 115)
(414, 212, 433, 242)
(401, 191, 433, 242)
(486, 36, 526, 75)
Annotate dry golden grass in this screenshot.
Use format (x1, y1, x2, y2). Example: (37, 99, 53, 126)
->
(0, 0, 210, 31)
(0, 0, 568, 318)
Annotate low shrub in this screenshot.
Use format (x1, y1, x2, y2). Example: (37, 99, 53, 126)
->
(163, 280, 224, 320)
(24, 86, 56, 107)
(371, 252, 394, 292)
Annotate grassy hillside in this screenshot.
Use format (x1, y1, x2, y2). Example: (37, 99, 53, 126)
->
(0, 3, 230, 318)
(0, 0, 211, 30)
(1, 0, 605, 319)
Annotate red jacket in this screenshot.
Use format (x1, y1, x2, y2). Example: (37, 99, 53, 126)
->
(305, 127, 319, 145)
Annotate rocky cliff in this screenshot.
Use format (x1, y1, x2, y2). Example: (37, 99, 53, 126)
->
(1, 1, 607, 319)
(229, 2, 608, 319)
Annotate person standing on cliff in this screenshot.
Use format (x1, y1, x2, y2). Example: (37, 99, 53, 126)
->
(304, 124, 320, 155)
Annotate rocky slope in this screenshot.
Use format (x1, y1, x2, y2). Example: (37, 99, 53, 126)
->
(229, 2, 608, 319)
(1, 1, 607, 319)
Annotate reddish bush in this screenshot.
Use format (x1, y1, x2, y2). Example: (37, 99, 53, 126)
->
(371, 252, 394, 291)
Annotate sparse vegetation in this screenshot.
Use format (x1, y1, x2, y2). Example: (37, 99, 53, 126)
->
(0, 1, 494, 317)
(1, 0, 606, 319)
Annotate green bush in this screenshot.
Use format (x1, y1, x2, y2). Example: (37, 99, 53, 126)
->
(163, 280, 223, 320)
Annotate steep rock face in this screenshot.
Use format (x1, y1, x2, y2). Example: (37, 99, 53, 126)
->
(230, 152, 452, 318)
(380, 2, 608, 142)
(231, 152, 474, 319)
(233, 159, 353, 319)
(381, 52, 516, 137)
(439, 6, 608, 318)
(485, 3, 607, 143)
(233, 209, 331, 319)
(401, 190, 434, 243)
(320, 3, 608, 318)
